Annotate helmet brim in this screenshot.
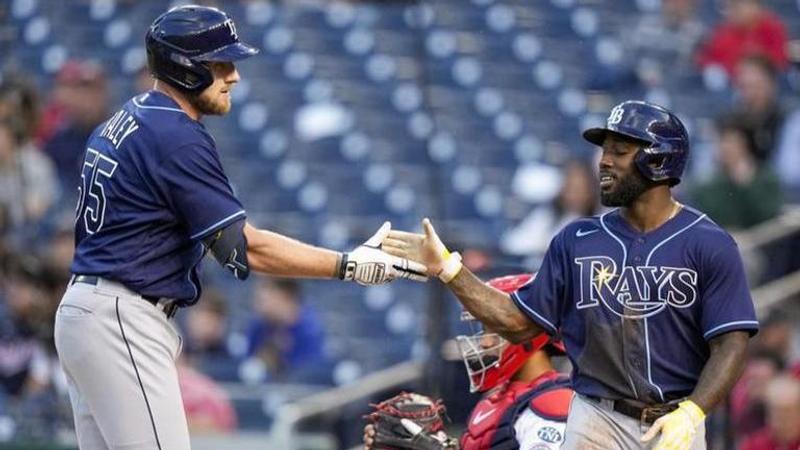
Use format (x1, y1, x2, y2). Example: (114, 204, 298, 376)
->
(582, 128, 651, 147)
(582, 128, 607, 146)
(197, 41, 259, 62)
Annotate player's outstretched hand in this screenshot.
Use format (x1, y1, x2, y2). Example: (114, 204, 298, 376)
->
(382, 218, 463, 283)
(641, 400, 705, 450)
(339, 222, 428, 285)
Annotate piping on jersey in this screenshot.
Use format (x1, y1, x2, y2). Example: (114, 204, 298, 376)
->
(599, 210, 628, 266)
(189, 210, 246, 240)
(703, 320, 760, 340)
(187, 243, 204, 301)
(644, 319, 666, 402)
(511, 291, 558, 334)
(598, 210, 640, 398)
(642, 212, 706, 403)
(132, 94, 186, 114)
(644, 214, 707, 265)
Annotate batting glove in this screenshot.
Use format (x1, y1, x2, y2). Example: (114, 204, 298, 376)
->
(641, 400, 705, 450)
(339, 222, 428, 285)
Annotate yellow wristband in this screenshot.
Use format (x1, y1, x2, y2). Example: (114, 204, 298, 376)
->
(439, 251, 463, 284)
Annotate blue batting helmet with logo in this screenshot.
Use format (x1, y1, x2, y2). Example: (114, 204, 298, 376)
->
(582, 100, 690, 186)
(146, 5, 259, 93)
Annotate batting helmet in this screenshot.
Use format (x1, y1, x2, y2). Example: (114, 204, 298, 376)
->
(146, 5, 258, 93)
(456, 273, 564, 393)
(583, 100, 690, 186)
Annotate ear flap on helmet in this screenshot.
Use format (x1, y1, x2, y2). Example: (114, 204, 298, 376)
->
(146, 37, 214, 93)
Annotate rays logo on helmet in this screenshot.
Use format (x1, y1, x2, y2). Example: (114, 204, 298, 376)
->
(224, 19, 237, 40)
(607, 105, 625, 126)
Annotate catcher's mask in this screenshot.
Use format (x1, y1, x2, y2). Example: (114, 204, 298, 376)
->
(456, 273, 564, 393)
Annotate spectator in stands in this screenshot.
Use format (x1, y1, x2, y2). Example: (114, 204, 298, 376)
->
(689, 117, 782, 229)
(42, 59, 109, 199)
(183, 288, 238, 381)
(243, 277, 325, 381)
(501, 159, 599, 259)
(697, 0, 788, 76)
(0, 74, 41, 147)
(754, 311, 796, 364)
(176, 355, 238, 434)
(0, 256, 69, 442)
(0, 116, 59, 237)
(42, 221, 75, 276)
(739, 375, 800, 450)
(774, 109, 800, 197)
(590, 0, 705, 90)
(629, 0, 706, 86)
(725, 55, 785, 162)
(730, 349, 786, 441)
(0, 249, 72, 441)
(0, 257, 53, 398)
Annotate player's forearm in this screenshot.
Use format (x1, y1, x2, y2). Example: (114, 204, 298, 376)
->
(244, 223, 340, 278)
(447, 268, 543, 344)
(688, 331, 749, 413)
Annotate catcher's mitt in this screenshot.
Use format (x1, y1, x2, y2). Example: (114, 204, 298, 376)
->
(365, 392, 458, 450)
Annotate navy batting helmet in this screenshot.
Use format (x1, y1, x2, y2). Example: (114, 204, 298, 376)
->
(583, 100, 689, 186)
(146, 5, 258, 93)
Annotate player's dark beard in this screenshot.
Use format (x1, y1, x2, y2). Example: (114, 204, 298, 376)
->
(187, 91, 228, 115)
(600, 168, 652, 207)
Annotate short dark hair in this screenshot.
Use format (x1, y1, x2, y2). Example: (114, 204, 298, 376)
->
(715, 114, 758, 154)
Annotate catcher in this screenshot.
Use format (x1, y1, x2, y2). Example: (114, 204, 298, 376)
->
(364, 273, 574, 450)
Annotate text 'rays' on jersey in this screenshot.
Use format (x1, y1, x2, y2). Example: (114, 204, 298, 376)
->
(575, 256, 698, 318)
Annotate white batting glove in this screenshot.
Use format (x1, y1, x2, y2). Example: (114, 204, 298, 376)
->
(641, 400, 705, 450)
(338, 222, 428, 285)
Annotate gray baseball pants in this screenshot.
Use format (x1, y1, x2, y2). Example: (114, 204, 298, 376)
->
(561, 394, 706, 450)
(54, 278, 190, 449)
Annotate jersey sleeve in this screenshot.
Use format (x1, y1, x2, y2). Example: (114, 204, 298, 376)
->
(159, 142, 246, 240)
(510, 230, 568, 334)
(700, 236, 759, 340)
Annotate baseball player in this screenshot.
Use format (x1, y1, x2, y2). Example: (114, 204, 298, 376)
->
(364, 273, 574, 450)
(383, 100, 759, 450)
(52, 5, 426, 450)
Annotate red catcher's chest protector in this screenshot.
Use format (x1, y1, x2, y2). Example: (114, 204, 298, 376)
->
(461, 371, 572, 450)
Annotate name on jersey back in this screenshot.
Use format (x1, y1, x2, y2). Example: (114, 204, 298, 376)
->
(98, 109, 139, 149)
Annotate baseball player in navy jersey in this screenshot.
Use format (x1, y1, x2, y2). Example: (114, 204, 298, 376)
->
(383, 100, 758, 450)
(52, 5, 426, 449)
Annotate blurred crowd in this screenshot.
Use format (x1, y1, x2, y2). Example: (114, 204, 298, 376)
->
(0, 0, 798, 447)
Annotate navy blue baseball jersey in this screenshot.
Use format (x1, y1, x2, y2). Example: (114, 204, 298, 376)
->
(70, 90, 245, 304)
(511, 206, 758, 404)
